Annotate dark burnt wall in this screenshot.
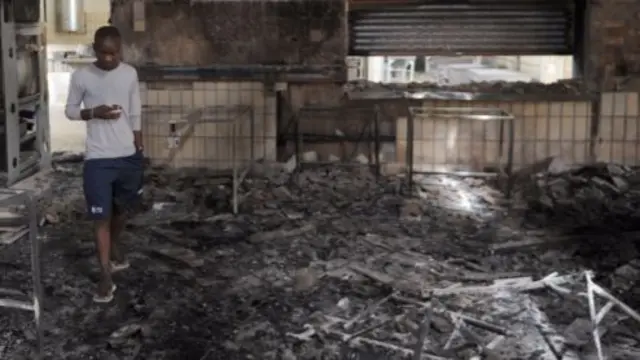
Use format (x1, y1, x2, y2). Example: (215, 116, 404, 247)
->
(109, 0, 640, 89)
(590, 0, 640, 88)
(110, 0, 345, 66)
(15, 0, 41, 22)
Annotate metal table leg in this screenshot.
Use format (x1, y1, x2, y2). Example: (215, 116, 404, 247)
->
(0, 190, 44, 358)
(29, 195, 43, 356)
(232, 120, 238, 214)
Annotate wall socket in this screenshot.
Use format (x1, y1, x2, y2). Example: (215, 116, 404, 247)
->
(167, 135, 179, 149)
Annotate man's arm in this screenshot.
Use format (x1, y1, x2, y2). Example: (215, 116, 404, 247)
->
(129, 69, 143, 150)
(65, 71, 93, 120)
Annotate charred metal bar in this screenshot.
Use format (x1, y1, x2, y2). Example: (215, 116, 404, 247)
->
(295, 111, 302, 174)
(279, 134, 394, 144)
(506, 115, 515, 198)
(136, 65, 346, 83)
(406, 103, 415, 193)
(374, 104, 381, 177)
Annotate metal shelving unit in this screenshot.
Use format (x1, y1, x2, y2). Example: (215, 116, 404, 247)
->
(0, 1, 48, 357)
(1, 0, 50, 187)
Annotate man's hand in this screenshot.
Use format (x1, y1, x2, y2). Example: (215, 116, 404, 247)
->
(134, 131, 143, 152)
(92, 105, 121, 120)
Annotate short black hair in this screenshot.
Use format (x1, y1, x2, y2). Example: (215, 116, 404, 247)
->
(94, 26, 121, 43)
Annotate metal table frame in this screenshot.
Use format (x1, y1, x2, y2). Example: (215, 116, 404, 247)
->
(406, 106, 516, 197)
(195, 105, 255, 214)
(0, 188, 43, 357)
(146, 104, 256, 214)
(290, 103, 383, 176)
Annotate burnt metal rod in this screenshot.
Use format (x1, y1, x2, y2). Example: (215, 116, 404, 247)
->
(407, 108, 415, 193)
(294, 112, 302, 174)
(413, 310, 432, 360)
(506, 119, 516, 198)
(343, 293, 394, 330)
(29, 195, 43, 356)
(347, 110, 373, 161)
(457, 314, 509, 336)
(232, 118, 238, 214)
(374, 105, 381, 177)
(412, 170, 497, 178)
(279, 134, 395, 143)
(345, 318, 393, 342)
(498, 119, 505, 171)
(250, 107, 255, 169)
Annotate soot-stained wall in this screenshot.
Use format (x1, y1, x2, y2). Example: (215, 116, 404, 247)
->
(16, 0, 41, 22)
(110, 0, 345, 67)
(589, 0, 640, 88)
(109, 0, 640, 89)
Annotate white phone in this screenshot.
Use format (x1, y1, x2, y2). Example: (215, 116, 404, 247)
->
(108, 105, 122, 116)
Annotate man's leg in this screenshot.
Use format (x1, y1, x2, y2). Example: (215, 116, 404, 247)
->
(95, 218, 114, 297)
(110, 209, 128, 268)
(111, 151, 144, 271)
(83, 160, 116, 302)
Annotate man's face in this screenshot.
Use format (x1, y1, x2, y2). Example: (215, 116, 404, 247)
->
(93, 37, 121, 70)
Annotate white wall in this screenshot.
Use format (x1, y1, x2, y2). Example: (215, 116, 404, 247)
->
(492, 56, 574, 83)
(45, 0, 110, 152)
(45, 0, 110, 46)
(49, 71, 85, 152)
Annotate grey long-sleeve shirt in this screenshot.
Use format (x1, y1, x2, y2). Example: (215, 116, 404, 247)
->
(65, 62, 141, 160)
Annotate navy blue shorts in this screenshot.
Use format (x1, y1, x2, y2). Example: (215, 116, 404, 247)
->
(83, 151, 144, 220)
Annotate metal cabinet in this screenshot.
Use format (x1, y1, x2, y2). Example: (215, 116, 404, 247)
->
(1, 0, 51, 186)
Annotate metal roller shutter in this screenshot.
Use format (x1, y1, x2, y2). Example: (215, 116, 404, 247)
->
(348, 1, 574, 56)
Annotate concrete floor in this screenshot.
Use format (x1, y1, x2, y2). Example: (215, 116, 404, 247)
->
(48, 72, 85, 152)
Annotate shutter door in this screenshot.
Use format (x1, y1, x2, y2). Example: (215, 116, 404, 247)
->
(348, 2, 574, 56)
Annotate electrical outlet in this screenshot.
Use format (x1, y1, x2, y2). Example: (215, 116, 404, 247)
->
(167, 136, 179, 149)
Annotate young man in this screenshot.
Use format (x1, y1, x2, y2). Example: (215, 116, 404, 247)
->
(65, 25, 143, 303)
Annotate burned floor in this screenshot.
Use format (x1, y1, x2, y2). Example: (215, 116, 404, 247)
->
(1, 155, 640, 359)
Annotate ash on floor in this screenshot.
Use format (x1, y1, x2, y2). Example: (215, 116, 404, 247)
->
(1, 156, 640, 359)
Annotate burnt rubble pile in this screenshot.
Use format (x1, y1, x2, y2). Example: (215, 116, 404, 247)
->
(43, 157, 494, 248)
(135, 164, 487, 249)
(345, 79, 584, 96)
(515, 162, 640, 233)
(4, 156, 640, 359)
(122, 166, 640, 359)
(286, 270, 640, 360)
